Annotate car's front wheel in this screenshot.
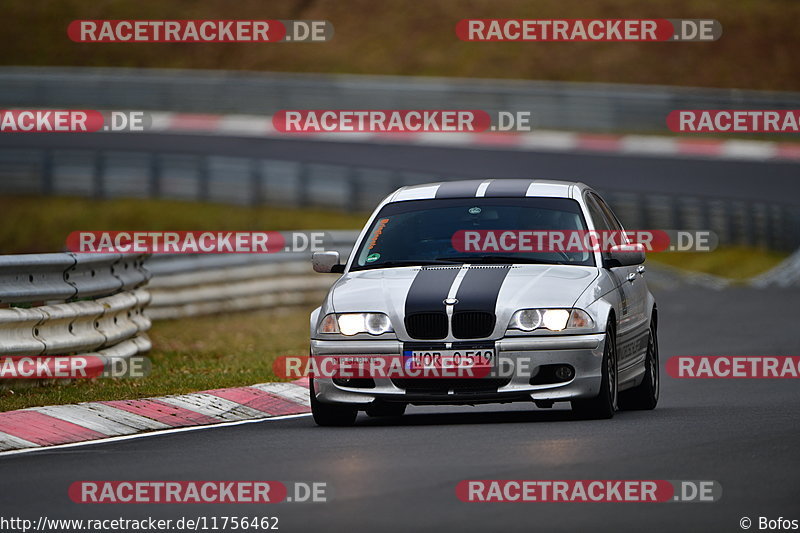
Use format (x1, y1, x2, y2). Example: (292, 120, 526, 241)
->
(310, 377, 358, 426)
(571, 322, 617, 419)
(619, 318, 659, 411)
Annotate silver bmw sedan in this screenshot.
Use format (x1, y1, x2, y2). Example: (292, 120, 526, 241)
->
(309, 179, 659, 426)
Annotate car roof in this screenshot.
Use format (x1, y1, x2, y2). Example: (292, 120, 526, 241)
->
(386, 179, 592, 203)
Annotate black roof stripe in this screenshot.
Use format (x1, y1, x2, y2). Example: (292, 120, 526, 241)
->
(483, 179, 533, 197)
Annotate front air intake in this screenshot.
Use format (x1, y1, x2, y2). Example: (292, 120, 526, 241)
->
(405, 312, 448, 340)
(452, 311, 495, 339)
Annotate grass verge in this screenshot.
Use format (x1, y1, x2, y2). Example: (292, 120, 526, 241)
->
(0, 195, 367, 254)
(0, 306, 313, 412)
(647, 246, 788, 281)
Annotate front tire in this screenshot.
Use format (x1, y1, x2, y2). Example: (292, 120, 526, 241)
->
(571, 323, 618, 419)
(310, 377, 358, 427)
(619, 318, 659, 411)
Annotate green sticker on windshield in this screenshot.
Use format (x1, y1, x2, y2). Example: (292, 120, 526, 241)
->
(469, 207, 482, 215)
(366, 253, 381, 263)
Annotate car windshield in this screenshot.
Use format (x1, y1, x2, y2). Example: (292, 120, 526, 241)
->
(351, 197, 595, 270)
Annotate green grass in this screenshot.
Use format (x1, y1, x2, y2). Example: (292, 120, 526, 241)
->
(0, 306, 313, 412)
(647, 246, 788, 280)
(0, 195, 367, 254)
(2, 0, 800, 91)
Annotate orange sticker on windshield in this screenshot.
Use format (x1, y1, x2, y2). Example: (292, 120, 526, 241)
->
(368, 218, 390, 250)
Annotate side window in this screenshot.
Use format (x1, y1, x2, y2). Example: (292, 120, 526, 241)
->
(594, 194, 624, 233)
(585, 194, 611, 232)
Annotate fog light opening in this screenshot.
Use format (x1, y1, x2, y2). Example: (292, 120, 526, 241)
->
(554, 365, 575, 381)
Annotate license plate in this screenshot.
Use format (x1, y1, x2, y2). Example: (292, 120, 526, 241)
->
(404, 349, 494, 371)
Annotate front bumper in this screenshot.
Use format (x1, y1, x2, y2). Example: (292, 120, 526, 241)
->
(310, 333, 606, 406)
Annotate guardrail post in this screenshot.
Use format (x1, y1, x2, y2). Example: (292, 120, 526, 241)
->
(347, 167, 359, 211)
(40, 150, 54, 195)
(787, 207, 799, 251)
(297, 163, 309, 207)
(637, 194, 650, 229)
(149, 153, 161, 198)
(725, 200, 737, 246)
(670, 196, 683, 231)
(92, 151, 105, 199)
(197, 155, 209, 202)
(250, 158, 263, 207)
(700, 197, 712, 237)
(765, 204, 777, 251)
(744, 203, 757, 248)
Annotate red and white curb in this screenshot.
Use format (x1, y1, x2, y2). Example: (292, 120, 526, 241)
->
(147, 112, 800, 162)
(0, 378, 310, 454)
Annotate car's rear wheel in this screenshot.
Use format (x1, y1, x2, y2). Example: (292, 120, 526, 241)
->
(366, 401, 407, 418)
(310, 377, 358, 427)
(571, 323, 617, 419)
(619, 318, 659, 411)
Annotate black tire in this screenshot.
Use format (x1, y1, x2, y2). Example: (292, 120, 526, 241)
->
(365, 401, 407, 418)
(310, 377, 358, 427)
(619, 318, 659, 411)
(571, 322, 617, 419)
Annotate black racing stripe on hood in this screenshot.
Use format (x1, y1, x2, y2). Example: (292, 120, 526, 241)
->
(404, 267, 460, 315)
(453, 265, 512, 313)
(434, 180, 484, 198)
(483, 179, 532, 197)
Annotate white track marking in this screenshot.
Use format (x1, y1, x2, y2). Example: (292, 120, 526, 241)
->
(250, 383, 311, 406)
(621, 135, 678, 155)
(0, 431, 39, 452)
(0, 413, 312, 458)
(518, 131, 579, 151)
(82, 403, 172, 431)
(721, 140, 777, 160)
(157, 393, 268, 421)
(31, 405, 139, 437)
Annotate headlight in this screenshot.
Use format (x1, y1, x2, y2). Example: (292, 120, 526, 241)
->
(542, 309, 570, 331)
(508, 308, 594, 332)
(508, 309, 542, 331)
(319, 313, 394, 336)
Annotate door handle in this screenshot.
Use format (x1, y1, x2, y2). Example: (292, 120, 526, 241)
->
(627, 272, 636, 283)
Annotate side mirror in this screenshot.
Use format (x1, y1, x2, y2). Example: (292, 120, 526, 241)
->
(604, 243, 645, 268)
(312, 251, 345, 273)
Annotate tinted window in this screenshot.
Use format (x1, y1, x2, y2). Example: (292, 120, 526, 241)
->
(351, 197, 595, 270)
(585, 195, 611, 232)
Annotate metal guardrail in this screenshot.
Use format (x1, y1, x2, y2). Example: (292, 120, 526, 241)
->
(144, 232, 358, 319)
(0, 253, 151, 386)
(0, 233, 356, 386)
(1, 147, 798, 251)
(1, 67, 799, 250)
(3, 67, 800, 132)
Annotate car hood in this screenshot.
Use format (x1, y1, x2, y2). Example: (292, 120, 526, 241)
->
(331, 264, 599, 319)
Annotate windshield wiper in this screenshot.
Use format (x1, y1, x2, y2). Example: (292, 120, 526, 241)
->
(352, 259, 456, 270)
(435, 255, 568, 265)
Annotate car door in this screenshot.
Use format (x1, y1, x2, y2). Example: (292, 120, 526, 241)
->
(585, 193, 648, 375)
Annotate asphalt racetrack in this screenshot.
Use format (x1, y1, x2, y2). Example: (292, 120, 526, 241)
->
(0, 136, 798, 532)
(1, 284, 798, 532)
(3, 132, 800, 205)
